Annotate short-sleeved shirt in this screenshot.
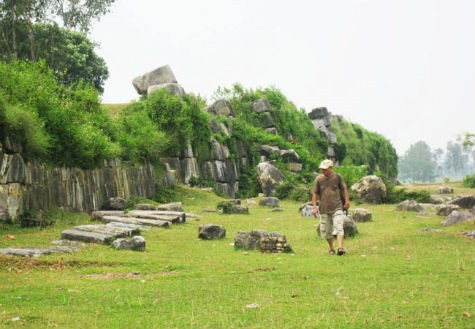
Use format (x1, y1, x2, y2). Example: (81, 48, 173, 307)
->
(312, 173, 343, 214)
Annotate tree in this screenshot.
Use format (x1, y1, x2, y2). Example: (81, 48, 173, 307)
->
(0, 0, 114, 91)
(398, 141, 437, 183)
(444, 140, 468, 178)
(32, 23, 108, 92)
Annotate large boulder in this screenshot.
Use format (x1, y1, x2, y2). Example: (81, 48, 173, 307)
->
(257, 145, 280, 158)
(352, 208, 372, 222)
(396, 200, 424, 213)
(111, 235, 146, 251)
(351, 175, 387, 204)
(441, 210, 475, 226)
(207, 99, 235, 117)
(259, 197, 280, 208)
(132, 65, 177, 95)
(435, 204, 460, 216)
(198, 224, 226, 240)
(102, 197, 127, 211)
(448, 195, 475, 209)
(147, 83, 185, 98)
(252, 98, 271, 113)
(280, 149, 300, 163)
(255, 162, 285, 196)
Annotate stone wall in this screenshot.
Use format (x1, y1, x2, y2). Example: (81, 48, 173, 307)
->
(0, 146, 155, 221)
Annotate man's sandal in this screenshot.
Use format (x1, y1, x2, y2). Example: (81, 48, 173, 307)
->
(328, 249, 336, 255)
(337, 248, 346, 256)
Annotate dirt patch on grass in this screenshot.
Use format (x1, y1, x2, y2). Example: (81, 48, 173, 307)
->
(82, 272, 143, 280)
(0, 255, 121, 271)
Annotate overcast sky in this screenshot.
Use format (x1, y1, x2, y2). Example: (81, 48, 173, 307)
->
(90, 0, 474, 155)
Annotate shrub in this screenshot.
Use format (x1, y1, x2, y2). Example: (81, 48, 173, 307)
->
(462, 174, 475, 188)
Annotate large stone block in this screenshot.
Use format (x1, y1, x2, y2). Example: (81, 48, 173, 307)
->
(132, 65, 177, 95)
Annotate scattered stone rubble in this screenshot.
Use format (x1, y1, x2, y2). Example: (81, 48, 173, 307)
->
(234, 229, 292, 253)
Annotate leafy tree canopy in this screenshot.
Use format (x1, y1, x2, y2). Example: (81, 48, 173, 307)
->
(398, 141, 437, 183)
(0, 0, 114, 92)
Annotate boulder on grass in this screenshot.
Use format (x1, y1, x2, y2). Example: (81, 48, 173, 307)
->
(198, 224, 226, 240)
(111, 236, 146, 251)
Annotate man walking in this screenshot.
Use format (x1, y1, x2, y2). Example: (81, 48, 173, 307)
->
(312, 159, 350, 256)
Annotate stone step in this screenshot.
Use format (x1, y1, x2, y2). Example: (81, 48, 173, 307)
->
(126, 210, 185, 223)
(61, 224, 137, 244)
(101, 215, 171, 228)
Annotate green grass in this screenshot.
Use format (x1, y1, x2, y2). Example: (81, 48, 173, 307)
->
(0, 185, 474, 328)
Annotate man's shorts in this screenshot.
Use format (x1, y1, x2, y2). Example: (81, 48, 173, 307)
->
(319, 210, 346, 240)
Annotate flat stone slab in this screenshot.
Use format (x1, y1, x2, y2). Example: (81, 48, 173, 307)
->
(61, 224, 139, 244)
(0, 246, 78, 257)
(101, 215, 171, 227)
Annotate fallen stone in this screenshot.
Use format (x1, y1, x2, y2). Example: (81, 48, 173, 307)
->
(198, 224, 226, 240)
(111, 235, 146, 251)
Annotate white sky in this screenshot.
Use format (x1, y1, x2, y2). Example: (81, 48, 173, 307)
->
(90, 0, 475, 155)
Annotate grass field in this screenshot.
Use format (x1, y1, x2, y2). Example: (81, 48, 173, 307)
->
(0, 184, 474, 329)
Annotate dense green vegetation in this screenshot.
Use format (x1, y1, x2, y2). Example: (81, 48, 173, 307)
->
(331, 116, 398, 180)
(0, 0, 114, 92)
(0, 60, 399, 198)
(0, 184, 474, 329)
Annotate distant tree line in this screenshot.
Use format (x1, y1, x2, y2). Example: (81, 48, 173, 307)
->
(398, 135, 475, 183)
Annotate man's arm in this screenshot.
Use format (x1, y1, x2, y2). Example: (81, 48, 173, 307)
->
(342, 181, 350, 210)
(311, 180, 319, 216)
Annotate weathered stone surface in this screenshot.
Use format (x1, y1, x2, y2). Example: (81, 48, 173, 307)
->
(351, 175, 387, 204)
(0, 246, 77, 257)
(266, 127, 278, 135)
(441, 210, 475, 226)
(10, 160, 155, 221)
(280, 149, 300, 162)
(252, 98, 271, 113)
(259, 197, 280, 207)
(234, 229, 292, 253)
(198, 224, 226, 240)
(430, 195, 451, 204)
(111, 235, 146, 251)
(215, 182, 239, 198)
(102, 197, 127, 211)
(210, 139, 230, 160)
(300, 202, 314, 217)
(352, 208, 372, 222)
(180, 158, 199, 184)
(256, 162, 285, 196)
(437, 186, 454, 194)
(133, 203, 157, 211)
(396, 200, 425, 213)
(61, 224, 138, 244)
(435, 204, 460, 216)
(126, 210, 185, 223)
(234, 229, 268, 249)
(207, 99, 235, 117)
(132, 65, 177, 95)
(0, 153, 26, 184)
(257, 145, 280, 158)
(308, 107, 329, 119)
(147, 83, 185, 98)
(101, 215, 171, 227)
(156, 202, 184, 212)
(91, 210, 127, 220)
(448, 195, 475, 209)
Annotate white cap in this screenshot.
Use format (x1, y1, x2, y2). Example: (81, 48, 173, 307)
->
(319, 159, 333, 169)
